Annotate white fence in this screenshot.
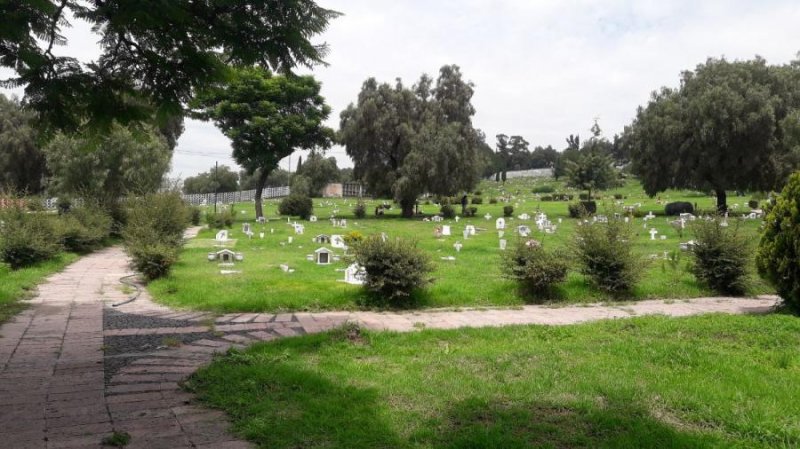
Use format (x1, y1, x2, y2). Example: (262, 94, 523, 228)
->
(182, 186, 290, 206)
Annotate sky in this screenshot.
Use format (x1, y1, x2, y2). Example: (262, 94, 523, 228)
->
(3, 0, 800, 179)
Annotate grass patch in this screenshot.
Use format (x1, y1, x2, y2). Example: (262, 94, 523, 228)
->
(0, 253, 79, 324)
(187, 314, 800, 448)
(149, 178, 772, 313)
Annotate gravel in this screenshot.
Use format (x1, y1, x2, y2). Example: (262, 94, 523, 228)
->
(104, 308, 200, 330)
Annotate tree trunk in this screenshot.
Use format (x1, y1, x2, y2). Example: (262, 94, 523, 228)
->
(400, 199, 415, 218)
(715, 189, 727, 214)
(254, 169, 269, 219)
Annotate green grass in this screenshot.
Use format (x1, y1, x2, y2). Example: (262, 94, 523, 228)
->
(0, 252, 79, 324)
(149, 178, 772, 313)
(187, 314, 800, 448)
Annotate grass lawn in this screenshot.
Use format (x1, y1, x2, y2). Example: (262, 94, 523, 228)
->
(186, 314, 800, 449)
(0, 252, 79, 324)
(149, 178, 773, 313)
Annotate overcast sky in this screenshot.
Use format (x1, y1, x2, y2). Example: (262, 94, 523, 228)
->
(3, 0, 800, 179)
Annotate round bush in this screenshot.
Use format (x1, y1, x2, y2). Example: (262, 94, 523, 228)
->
(279, 194, 313, 219)
(665, 201, 694, 216)
(352, 235, 434, 307)
(0, 208, 62, 269)
(489, 197, 498, 204)
(691, 219, 749, 295)
(189, 207, 202, 226)
(748, 199, 760, 209)
(532, 185, 555, 194)
(440, 204, 455, 219)
(568, 201, 596, 218)
(353, 202, 366, 219)
(58, 206, 113, 253)
(757, 172, 800, 312)
(502, 242, 569, 297)
(471, 196, 483, 205)
(573, 217, 641, 294)
(503, 205, 514, 217)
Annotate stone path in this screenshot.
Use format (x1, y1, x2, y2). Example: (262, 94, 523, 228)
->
(0, 232, 781, 448)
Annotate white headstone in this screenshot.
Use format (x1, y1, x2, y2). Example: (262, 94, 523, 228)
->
(517, 225, 531, 237)
(495, 218, 506, 230)
(309, 215, 318, 222)
(649, 228, 658, 240)
(453, 242, 463, 252)
(287, 236, 293, 244)
(259, 232, 265, 239)
(331, 235, 346, 249)
(484, 213, 492, 220)
(215, 230, 228, 242)
(344, 263, 366, 285)
(462, 229, 470, 239)
(442, 225, 451, 236)
(498, 230, 504, 238)
(466, 225, 476, 236)
(499, 239, 507, 251)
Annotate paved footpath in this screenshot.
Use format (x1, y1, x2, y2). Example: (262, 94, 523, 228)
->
(0, 230, 780, 448)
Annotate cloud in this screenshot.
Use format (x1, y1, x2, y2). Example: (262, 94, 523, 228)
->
(3, 1, 799, 177)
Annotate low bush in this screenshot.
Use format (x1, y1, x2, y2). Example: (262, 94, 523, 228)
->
(123, 192, 189, 281)
(578, 193, 590, 201)
(56, 197, 72, 215)
(0, 208, 62, 269)
(471, 196, 483, 204)
(568, 201, 596, 218)
(503, 205, 514, 217)
(502, 241, 569, 296)
(205, 210, 234, 229)
(189, 207, 202, 226)
(58, 206, 113, 253)
(573, 217, 641, 294)
(463, 206, 478, 217)
(343, 231, 364, 247)
(279, 194, 313, 219)
(532, 185, 555, 194)
(351, 235, 434, 307)
(541, 195, 553, 202)
(127, 242, 179, 281)
(353, 202, 366, 219)
(691, 220, 750, 295)
(613, 193, 624, 200)
(665, 201, 694, 216)
(440, 204, 456, 219)
(748, 199, 759, 209)
(489, 197, 498, 204)
(473, 190, 482, 196)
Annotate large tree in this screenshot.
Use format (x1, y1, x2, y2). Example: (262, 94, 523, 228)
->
(340, 65, 485, 217)
(297, 151, 339, 196)
(0, 1, 340, 133)
(565, 122, 617, 200)
(183, 165, 240, 194)
(0, 94, 46, 193)
(626, 56, 800, 212)
(44, 123, 171, 203)
(193, 67, 334, 218)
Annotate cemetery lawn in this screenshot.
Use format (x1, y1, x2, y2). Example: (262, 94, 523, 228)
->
(186, 313, 800, 449)
(148, 179, 773, 313)
(0, 253, 79, 324)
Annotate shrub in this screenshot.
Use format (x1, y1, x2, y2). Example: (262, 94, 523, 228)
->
(503, 205, 514, 217)
(532, 185, 555, 194)
(573, 216, 641, 294)
(189, 206, 202, 226)
(205, 210, 234, 229)
(123, 192, 189, 280)
(578, 193, 590, 201)
(351, 235, 434, 307)
(665, 201, 694, 216)
(343, 231, 364, 246)
(278, 194, 313, 219)
(56, 197, 72, 215)
(691, 220, 750, 295)
(757, 172, 800, 312)
(748, 199, 759, 209)
(613, 193, 624, 200)
(353, 202, 366, 219)
(0, 208, 62, 269)
(440, 204, 456, 219)
(568, 201, 596, 218)
(489, 197, 498, 204)
(127, 242, 179, 281)
(58, 206, 113, 253)
(471, 196, 483, 204)
(541, 195, 553, 202)
(473, 190, 482, 196)
(464, 206, 478, 217)
(502, 242, 569, 296)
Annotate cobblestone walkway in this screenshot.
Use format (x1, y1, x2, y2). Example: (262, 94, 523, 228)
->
(0, 231, 780, 448)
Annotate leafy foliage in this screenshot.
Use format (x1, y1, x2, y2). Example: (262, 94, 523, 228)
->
(296, 152, 340, 196)
(205, 210, 234, 229)
(503, 205, 514, 217)
(440, 204, 456, 219)
(573, 217, 641, 294)
(58, 205, 113, 253)
(279, 194, 313, 220)
(351, 236, 434, 307)
(568, 201, 597, 218)
(123, 192, 189, 281)
(565, 121, 618, 199)
(0, 208, 62, 269)
(0, 94, 46, 193)
(502, 241, 569, 297)
(690, 220, 750, 295)
(665, 202, 694, 216)
(353, 202, 366, 219)
(183, 165, 240, 194)
(757, 172, 800, 312)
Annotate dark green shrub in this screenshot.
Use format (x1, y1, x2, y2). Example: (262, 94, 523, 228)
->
(573, 216, 641, 294)
(578, 193, 590, 201)
(568, 201, 596, 218)
(748, 199, 759, 209)
(691, 220, 750, 295)
(489, 197, 498, 204)
(440, 204, 455, 219)
(502, 242, 569, 296)
(471, 196, 483, 205)
(532, 185, 555, 194)
(205, 210, 234, 229)
(473, 190, 482, 196)
(123, 192, 189, 281)
(0, 208, 62, 269)
(189, 206, 202, 226)
(541, 195, 553, 201)
(354, 202, 366, 219)
(463, 206, 478, 217)
(56, 197, 72, 215)
(127, 242, 179, 281)
(58, 206, 113, 253)
(665, 202, 694, 216)
(503, 205, 514, 217)
(757, 173, 800, 312)
(613, 193, 624, 200)
(351, 235, 434, 307)
(279, 194, 313, 219)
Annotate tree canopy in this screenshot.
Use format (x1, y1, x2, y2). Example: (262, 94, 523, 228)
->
(182, 164, 240, 195)
(0, 94, 46, 193)
(192, 67, 334, 217)
(297, 151, 340, 196)
(0, 0, 340, 132)
(625, 56, 800, 211)
(339, 65, 486, 217)
(565, 122, 618, 199)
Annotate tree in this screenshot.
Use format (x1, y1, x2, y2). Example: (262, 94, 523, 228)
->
(626, 56, 800, 212)
(44, 123, 171, 204)
(565, 122, 617, 199)
(1, 1, 340, 133)
(193, 67, 334, 218)
(339, 65, 485, 217)
(554, 134, 581, 180)
(0, 94, 46, 193)
(297, 152, 339, 196)
(495, 134, 510, 181)
(183, 165, 240, 194)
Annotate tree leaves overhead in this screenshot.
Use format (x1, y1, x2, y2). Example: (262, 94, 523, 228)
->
(0, 94, 47, 193)
(625, 56, 800, 211)
(0, 0, 341, 132)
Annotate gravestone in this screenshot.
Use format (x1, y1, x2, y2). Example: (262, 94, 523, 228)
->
(453, 242, 463, 252)
(649, 228, 658, 240)
(499, 239, 507, 250)
(517, 225, 531, 237)
(309, 215, 318, 222)
(465, 225, 476, 236)
(314, 247, 333, 265)
(442, 225, 451, 236)
(331, 235, 346, 249)
(495, 218, 506, 230)
(344, 263, 366, 285)
(215, 230, 229, 243)
(242, 223, 251, 234)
